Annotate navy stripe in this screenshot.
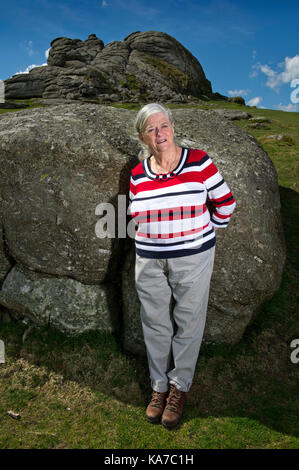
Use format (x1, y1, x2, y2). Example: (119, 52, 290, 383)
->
(142, 148, 189, 181)
(136, 236, 216, 259)
(185, 153, 209, 168)
(135, 228, 214, 248)
(134, 207, 205, 222)
(211, 217, 228, 226)
(210, 195, 234, 205)
(132, 172, 146, 181)
(207, 178, 225, 191)
(134, 189, 204, 202)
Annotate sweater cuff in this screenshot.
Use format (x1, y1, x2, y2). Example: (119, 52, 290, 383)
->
(210, 219, 229, 228)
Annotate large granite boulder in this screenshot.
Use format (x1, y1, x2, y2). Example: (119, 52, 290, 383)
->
(4, 31, 215, 103)
(0, 103, 140, 333)
(0, 264, 118, 335)
(0, 104, 285, 347)
(47, 34, 104, 67)
(124, 31, 212, 98)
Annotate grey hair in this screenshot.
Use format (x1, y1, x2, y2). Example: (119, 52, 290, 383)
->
(134, 103, 174, 135)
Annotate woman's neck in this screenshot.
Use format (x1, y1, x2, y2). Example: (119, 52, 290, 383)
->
(152, 145, 180, 173)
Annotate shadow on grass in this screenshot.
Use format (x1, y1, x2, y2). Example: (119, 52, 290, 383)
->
(0, 187, 298, 442)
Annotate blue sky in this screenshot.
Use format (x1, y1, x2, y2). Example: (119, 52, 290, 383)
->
(1, 0, 298, 111)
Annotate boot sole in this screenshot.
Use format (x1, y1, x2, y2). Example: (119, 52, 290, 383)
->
(146, 415, 162, 424)
(161, 418, 181, 429)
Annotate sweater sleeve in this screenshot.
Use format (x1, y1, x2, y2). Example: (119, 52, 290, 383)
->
(201, 154, 236, 228)
(128, 171, 136, 217)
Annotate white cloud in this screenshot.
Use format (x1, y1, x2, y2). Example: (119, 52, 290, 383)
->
(15, 63, 47, 75)
(45, 48, 50, 60)
(101, 0, 108, 6)
(277, 103, 298, 112)
(280, 56, 299, 84)
(21, 40, 36, 57)
(250, 55, 299, 92)
(247, 96, 263, 107)
(15, 48, 49, 75)
(228, 89, 250, 97)
(249, 64, 259, 79)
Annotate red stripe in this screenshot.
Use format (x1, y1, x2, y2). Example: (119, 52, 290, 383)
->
(186, 149, 207, 163)
(134, 171, 207, 193)
(213, 211, 233, 219)
(137, 222, 210, 239)
(131, 163, 144, 177)
(213, 201, 235, 209)
(134, 206, 207, 223)
(131, 204, 205, 218)
(200, 161, 218, 180)
(209, 191, 233, 203)
(130, 182, 137, 195)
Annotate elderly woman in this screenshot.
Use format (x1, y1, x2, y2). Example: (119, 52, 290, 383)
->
(128, 103, 236, 429)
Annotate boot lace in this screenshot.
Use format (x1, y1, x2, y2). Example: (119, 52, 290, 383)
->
(166, 386, 183, 413)
(150, 391, 166, 409)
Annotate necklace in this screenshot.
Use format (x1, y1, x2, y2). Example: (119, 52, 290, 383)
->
(151, 147, 180, 174)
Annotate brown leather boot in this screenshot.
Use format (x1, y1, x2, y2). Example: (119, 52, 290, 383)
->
(146, 390, 168, 423)
(161, 384, 185, 429)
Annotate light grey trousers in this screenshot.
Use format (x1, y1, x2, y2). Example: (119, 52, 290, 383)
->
(135, 246, 215, 393)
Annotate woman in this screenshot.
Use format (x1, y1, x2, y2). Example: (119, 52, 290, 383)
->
(129, 103, 236, 429)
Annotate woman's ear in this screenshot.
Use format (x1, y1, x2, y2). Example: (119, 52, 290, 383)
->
(138, 133, 144, 143)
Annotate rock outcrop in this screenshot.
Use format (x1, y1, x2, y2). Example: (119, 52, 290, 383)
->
(4, 31, 216, 103)
(0, 103, 286, 348)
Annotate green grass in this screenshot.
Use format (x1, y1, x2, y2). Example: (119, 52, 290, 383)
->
(0, 99, 298, 449)
(0, 98, 46, 115)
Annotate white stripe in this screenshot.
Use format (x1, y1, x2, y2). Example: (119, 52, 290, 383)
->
(215, 202, 236, 215)
(132, 188, 207, 210)
(132, 179, 206, 200)
(135, 228, 215, 252)
(136, 212, 210, 236)
(135, 220, 212, 244)
(208, 182, 230, 199)
(143, 148, 188, 178)
(196, 156, 213, 171)
(133, 176, 148, 186)
(205, 172, 223, 188)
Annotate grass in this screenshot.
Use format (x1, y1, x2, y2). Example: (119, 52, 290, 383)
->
(0, 99, 298, 449)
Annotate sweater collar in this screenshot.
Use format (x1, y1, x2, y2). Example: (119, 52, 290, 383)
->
(142, 147, 189, 181)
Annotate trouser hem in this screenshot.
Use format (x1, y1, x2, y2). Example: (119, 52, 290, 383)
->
(152, 386, 169, 393)
(169, 379, 190, 393)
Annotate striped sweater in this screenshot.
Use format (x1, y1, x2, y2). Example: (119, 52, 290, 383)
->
(128, 147, 236, 259)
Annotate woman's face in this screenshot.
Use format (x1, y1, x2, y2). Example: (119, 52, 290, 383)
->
(139, 112, 175, 154)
